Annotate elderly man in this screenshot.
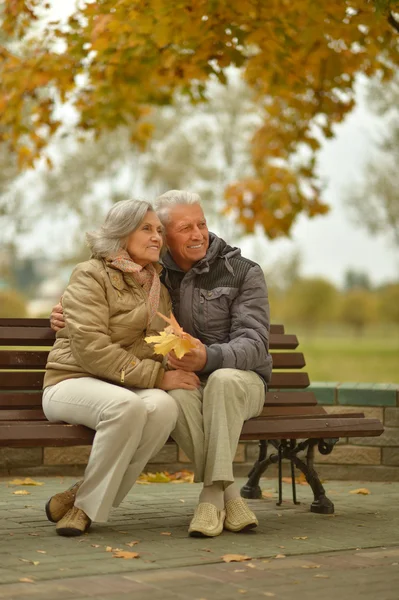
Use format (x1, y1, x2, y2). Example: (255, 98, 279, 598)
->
(50, 190, 272, 538)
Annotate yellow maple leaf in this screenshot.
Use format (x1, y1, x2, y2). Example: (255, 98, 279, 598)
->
(145, 313, 197, 358)
(221, 554, 252, 563)
(9, 478, 44, 486)
(113, 551, 140, 559)
(349, 488, 370, 495)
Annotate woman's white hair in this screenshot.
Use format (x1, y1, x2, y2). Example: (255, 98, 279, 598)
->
(86, 199, 154, 258)
(154, 190, 202, 225)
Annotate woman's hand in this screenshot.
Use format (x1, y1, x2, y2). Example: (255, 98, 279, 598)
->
(50, 302, 65, 332)
(160, 369, 200, 391)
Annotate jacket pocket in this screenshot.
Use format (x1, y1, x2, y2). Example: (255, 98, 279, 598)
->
(198, 287, 237, 332)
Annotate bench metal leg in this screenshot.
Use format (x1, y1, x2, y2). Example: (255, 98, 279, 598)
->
(241, 437, 338, 514)
(290, 439, 336, 514)
(240, 440, 278, 499)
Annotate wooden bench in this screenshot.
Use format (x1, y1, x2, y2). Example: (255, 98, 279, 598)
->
(0, 318, 384, 514)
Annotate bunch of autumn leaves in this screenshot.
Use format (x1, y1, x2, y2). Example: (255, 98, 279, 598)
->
(145, 313, 197, 359)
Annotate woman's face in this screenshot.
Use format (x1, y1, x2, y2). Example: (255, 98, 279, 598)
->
(126, 211, 163, 266)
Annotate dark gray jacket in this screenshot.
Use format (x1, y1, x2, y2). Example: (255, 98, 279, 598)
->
(162, 233, 272, 384)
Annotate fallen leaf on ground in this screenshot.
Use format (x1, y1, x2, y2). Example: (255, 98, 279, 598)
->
(301, 564, 320, 569)
(161, 532, 171, 536)
(137, 470, 194, 484)
(36, 550, 46, 554)
(281, 473, 308, 485)
(105, 546, 113, 552)
(19, 560, 40, 566)
(91, 544, 100, 548)
(179, 499, 185, 503)
(314, 574, 330, 578)
(274, 554, 286, 559)
(293, 536, 308, 540)
(262, 491, 274, 499)
(9, 478, 44, 486)
(113, 551, 140, 559)
(234, 569, 246, 572)
(246, 563, 256, 569)
(28, 533, 39, 537)
(201, 548, 213, 552)
(13, 490, 30, 495)
(349, 488, 370, 495)
(238, 590, 247, 594)
(221, 554, 252, 563)
(125, 541, 139, 547)
(19, 578, 35, 583)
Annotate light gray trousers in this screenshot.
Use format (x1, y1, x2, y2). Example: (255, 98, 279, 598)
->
(169, 368, 265, 487)
(43, 377, 178, 522)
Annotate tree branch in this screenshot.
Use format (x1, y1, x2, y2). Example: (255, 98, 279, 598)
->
(388, 11, 399, 33)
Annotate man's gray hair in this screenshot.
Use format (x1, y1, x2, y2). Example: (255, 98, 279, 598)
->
(86, 199, 154, 258)
(154, 190, 202, 225)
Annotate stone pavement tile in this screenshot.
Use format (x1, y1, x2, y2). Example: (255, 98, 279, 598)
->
(1, 476, 399, 590)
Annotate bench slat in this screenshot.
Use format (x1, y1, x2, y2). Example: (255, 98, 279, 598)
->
(269, 372, 309, 389)
(0, 370, 310, 390)
(0, 391, 318, 412)
(240, 417, 384, 440)
(0, 351, 49, 369)
(0, 350, 307, 371)
(0, 416, 384, 447)
(1, 409, 46, 421)
(0, 392, 43, 409)
(0, 422, 95, 446)
(0, 319, 285, 334)
(0, 327, 292, 348)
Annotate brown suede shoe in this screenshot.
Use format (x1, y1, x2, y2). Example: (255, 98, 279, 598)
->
(56, 506, 91, 537)
(45, 481, 83, 523)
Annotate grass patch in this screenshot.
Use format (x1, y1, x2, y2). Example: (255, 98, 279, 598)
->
(296, 334, 399, 384)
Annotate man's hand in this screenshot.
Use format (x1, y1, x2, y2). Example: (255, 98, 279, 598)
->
(168, 339, 207, 372)
(159, 369, 200, 391)
(50, 302, 65, 332)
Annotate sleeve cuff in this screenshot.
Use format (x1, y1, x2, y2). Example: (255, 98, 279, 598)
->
(154, 367, 165, 388)
(199, 345, 223, 374)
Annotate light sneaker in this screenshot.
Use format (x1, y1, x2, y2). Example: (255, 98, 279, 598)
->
(224, 497, 259, 532)
(188, 503, 226, 538)
(45, 481, 83, 523)
(56, 506, 91, 537)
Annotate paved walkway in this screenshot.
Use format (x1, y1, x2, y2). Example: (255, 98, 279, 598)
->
(0, 476, 398, 599)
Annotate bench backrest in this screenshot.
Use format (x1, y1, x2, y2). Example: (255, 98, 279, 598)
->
(0, 318, 316, 423)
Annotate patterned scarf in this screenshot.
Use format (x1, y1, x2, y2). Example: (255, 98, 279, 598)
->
(106, 249, 161, 326)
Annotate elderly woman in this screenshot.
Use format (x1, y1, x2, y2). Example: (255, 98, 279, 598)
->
(43, 199, 199, 537)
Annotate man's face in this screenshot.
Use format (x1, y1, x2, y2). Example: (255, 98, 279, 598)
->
(164, 204, 209, 272)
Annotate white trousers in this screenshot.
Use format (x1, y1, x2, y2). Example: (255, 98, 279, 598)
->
(169, 369, 265, 487)
(43, 377, 178, 522)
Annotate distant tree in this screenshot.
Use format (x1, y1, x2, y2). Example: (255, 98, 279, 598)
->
(340, 289, 377, 335)
(0, 289, 27, 317)
(344, 269, 372, 291)
(378, 283, 399, 325)
(345, 75, 399, 246)
(283, 277, 339, 330)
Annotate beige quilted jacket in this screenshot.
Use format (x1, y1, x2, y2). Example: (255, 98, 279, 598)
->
(44, 259, 171, 389)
